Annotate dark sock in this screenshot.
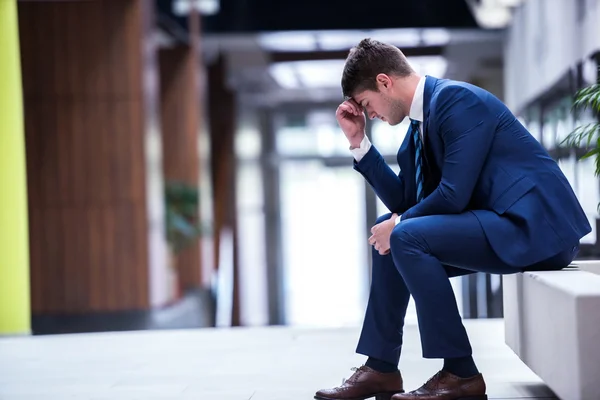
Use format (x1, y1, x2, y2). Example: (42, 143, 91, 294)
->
(365, 357, 398, 373)
(443, 356, 479, 378)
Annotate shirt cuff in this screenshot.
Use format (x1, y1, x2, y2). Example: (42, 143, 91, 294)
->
(350, 135, 372, 162)
(395, 215, 402, 225)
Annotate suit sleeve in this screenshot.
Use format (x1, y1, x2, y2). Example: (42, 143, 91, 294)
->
(401, 86, 496, 221)
(353, 144, 407, 214)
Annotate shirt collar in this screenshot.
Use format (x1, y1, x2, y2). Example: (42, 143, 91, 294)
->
(409, 76, 426, 122)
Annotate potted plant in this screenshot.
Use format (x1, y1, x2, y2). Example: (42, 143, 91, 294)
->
(562, 82, 600, 169)
(164, 181, 205, 300)
(561, 82, 600, 206)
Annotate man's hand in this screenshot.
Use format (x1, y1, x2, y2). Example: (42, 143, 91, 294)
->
(368, 213, 398, 255)
(335, 99, 366, 148)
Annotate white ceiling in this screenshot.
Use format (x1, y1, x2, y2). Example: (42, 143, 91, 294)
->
(201, 28, 504, 107)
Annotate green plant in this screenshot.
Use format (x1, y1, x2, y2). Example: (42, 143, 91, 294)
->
(164, 181, 205, 254)
(561, 83, 600, 176)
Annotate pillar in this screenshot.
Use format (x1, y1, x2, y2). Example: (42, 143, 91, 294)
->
(208, 54, 241, 325)
(18, 0, 165, 315)
(158, 11, 203, 291)
(0, 0, 31, 335)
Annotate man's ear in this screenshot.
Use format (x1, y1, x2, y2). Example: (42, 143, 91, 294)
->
(376, 73, 392, 91)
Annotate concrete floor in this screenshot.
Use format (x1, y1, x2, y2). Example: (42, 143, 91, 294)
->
(0, 319, 557, 400)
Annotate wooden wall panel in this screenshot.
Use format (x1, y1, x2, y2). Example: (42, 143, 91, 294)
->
(19, 0, 153, 313)
(159, 45, 202, 290)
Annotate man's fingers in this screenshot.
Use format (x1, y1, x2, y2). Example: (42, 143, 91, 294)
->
(370, 225, 378, 234)
(368, 235, 376, 245)
(348, 98, 362, 110)
(340, 100, 361, 116)
(346, 101, 361, 115)
(337, 104, 350, 116)
(337, 103, 350, 113)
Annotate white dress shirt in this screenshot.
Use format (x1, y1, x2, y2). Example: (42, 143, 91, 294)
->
(350, 76, 426, 225)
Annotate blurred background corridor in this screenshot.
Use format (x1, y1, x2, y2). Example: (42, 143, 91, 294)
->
(1, 0, 599, 334)
(1, 1, 600, 398)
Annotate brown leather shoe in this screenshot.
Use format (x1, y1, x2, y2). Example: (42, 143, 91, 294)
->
(314, 365, 404, 400)
(391, 370, 487, 400)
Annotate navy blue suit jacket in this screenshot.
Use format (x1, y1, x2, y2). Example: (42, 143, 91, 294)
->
(354, 76, 591, 267)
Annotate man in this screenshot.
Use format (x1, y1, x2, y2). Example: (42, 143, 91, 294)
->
(314, 39, 591, 400)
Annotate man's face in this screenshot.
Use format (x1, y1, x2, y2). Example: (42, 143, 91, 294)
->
(353, 89, 406, 126)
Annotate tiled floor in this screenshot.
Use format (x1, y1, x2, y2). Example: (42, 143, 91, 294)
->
(0, 319, 557, 399)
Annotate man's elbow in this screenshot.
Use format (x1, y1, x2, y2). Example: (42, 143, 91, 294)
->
(439, 187, 469, 214)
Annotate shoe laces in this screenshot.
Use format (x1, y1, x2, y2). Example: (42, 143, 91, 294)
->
(422, 370, 445, 390)
(341, 366, 366, 385)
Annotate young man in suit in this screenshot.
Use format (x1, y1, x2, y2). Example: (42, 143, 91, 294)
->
(314, 39, 591, 400)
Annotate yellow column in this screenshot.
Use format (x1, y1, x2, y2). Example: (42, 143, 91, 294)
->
(0, 0, 31, 335)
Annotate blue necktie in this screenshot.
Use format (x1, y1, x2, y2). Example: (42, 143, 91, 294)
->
(410, 119, 424, 203)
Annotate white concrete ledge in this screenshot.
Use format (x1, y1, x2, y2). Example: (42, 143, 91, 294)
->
(573, 260, 600, 276)
(503, 263, 600, 400)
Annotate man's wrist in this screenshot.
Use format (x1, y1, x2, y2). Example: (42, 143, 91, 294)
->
(350, 135, 371, 161)
(349, 135, 366, 150)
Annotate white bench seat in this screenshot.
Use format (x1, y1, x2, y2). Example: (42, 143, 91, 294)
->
(503, 262, 600, 400)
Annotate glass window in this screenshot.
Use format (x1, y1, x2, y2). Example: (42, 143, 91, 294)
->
(575, 107, 598, 135)
(279, 161, 368, 327)
(556, 115, 572, 145)
(235, 126, 262, 160)
(542, 116, 557, 150)
(575, 157, 600, 244)
(308, 110, 351, 157)
(277, 126, 319, 156)
(236, 162, 268, 325)
(371, 119, 409, 155)
(276, 110, 349, 157)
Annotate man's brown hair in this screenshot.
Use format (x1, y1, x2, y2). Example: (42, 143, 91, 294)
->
(341, 38, 414, 99)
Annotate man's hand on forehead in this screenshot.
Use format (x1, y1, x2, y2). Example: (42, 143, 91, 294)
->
(346, 97, 363, 109)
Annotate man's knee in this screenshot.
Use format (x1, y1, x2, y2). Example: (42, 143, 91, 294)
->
(375, 213, 393, 225)
(390, 218, 429, 256)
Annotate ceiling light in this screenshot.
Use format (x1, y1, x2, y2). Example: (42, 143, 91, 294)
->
(260, 28, 450, 53)
(258, 32, 317, 52)
(316, 31, 373, 51)
(496, 0, 524, 7)
(269, 56, 448, 90)
(466, 0, 517, 28)
(475, 6, 512, 28)
(421, 28, 451, 46)
(173, 0, 220, 16)
(294, 60, 346, 88)
(369, 29, 421, 47)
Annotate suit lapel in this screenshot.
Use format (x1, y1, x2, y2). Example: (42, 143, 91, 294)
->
(423, 75, 436, 121)
(422, 75, 437, 145)
(397, 124, 415, 205)
(421, 76, 440, 197)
